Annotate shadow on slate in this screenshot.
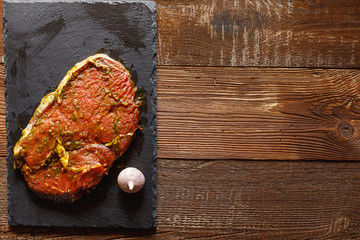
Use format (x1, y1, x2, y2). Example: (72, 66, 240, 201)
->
(4, 0, 157, 229)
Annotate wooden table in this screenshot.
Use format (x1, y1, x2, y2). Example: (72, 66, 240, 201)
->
(1, 0, 360, 238)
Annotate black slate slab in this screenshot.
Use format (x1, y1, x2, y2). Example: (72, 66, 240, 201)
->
(4, 0, 157, 229)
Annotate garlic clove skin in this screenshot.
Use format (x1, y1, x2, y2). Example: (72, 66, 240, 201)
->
(117, 167, 145, 193)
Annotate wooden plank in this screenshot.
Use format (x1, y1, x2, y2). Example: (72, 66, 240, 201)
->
(157, 0, 360, 68)
(2, 0, 360, 68)
(157, 66, 360, 160)
(157, 159, 360, 238)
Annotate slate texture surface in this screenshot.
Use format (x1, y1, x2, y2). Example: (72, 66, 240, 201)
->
(4, 0, 157, 229)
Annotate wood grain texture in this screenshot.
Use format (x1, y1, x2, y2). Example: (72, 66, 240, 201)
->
(157, 159, 360, 239)
(157, 0, 360, 68)
(158, 66, 360, 160)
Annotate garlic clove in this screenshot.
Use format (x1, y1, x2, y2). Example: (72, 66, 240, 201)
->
(117, 167, 145, 193)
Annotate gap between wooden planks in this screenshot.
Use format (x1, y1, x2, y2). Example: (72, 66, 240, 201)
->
(158, 66, 360, 161)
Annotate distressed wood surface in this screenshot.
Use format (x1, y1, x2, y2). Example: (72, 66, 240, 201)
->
(157, 0, 360, 68)
(157, 159, 360, 238)
(3, 0, 360, 239)
(158, 67, 360, 160)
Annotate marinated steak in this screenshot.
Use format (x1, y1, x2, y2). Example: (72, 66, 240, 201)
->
(13, 54, 140, 203)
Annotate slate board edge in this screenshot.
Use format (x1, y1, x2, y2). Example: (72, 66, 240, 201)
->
(3, 1, 23, 227)
(4, 0, 155, 5)
(3, 1, 14, 226)
(149, 1, 157, 228)
(4, 0, 158, 229)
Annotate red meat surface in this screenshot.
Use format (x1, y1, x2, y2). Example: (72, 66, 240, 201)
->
(13, 54, 140, 203)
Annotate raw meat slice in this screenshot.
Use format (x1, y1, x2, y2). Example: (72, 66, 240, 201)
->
(13, 54, 140, 203)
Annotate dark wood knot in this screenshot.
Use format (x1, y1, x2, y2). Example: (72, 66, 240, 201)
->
(338, 121, 354, 139)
